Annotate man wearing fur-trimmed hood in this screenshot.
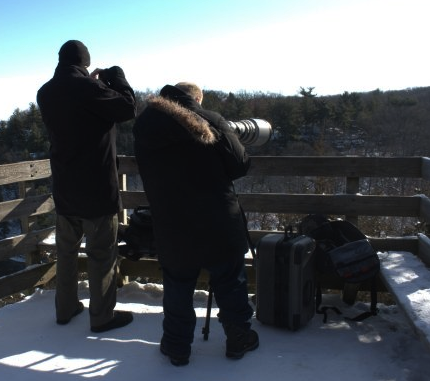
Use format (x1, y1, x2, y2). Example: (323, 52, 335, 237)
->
(133, 82, 259, 366)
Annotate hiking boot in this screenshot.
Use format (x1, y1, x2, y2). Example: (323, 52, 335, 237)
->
(90, 311, 133, 333)
(224, 325, 259, 359)
(160, 340, 190, 366)
(56, 302, 84, 325)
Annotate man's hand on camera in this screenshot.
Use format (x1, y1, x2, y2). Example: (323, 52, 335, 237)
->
(93, 66, 126, 87)
(90, 68, 104, 80)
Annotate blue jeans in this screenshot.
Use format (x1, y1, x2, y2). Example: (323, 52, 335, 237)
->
(161, 254, 254, 356)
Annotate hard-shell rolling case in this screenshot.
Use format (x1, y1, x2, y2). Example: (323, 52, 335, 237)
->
(256, 233, 316, 330)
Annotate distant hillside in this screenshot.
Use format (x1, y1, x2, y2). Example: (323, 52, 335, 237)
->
(1, 86, 430, 163)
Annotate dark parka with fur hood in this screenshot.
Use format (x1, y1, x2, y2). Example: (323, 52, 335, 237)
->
(37, 40, 136, 218)
(133, 85, 250, 271)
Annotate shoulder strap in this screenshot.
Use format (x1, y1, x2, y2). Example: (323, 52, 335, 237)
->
(344, 277, 379, 321)
(233, 184, 256, 264)
(239, 202, 257, 264)
(317, 277, 379, 323)
(315, 282, 341, 323)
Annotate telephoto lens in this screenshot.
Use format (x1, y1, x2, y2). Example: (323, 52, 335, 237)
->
(226, 119, 272, 147)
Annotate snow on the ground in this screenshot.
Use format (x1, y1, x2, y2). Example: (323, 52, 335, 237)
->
(1, 274, 430, 381)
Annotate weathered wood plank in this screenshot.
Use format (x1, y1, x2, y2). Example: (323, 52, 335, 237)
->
(118, 192, 422, 218)
(0, 194, 55, 222)
(0, 262, 56, 299)
(0, 159, 51, 186)
(0, 227, 55, 261)
(37, 229, 419, 258)
(246, 156, 423, 177)
(116, 256, 389, 291)
(1, 157, 420, 181)
(117, 155, 139, 175)
(117, 257, 257, 286)
(6, 156, 420, 182)
(238, 193, 421, 217)
(119, 190, 148, 209)
(118, 156, 423, 178)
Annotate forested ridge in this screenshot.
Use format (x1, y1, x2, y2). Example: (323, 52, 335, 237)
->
(1, 86, 430, 163)
(1, 86, 430, 238)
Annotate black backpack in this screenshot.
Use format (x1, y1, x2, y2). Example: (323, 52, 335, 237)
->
(299, 214, 380, 322)
(118, 206, 156, 261)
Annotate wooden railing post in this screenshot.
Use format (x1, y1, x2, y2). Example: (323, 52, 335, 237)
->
(345, 176, 359, 226)
(18, 181, 39, 267)
(18, 181, 31, 234)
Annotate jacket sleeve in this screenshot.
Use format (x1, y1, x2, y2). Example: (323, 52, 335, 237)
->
(83, 67, 137, 123)
(211, 117, 251, 181)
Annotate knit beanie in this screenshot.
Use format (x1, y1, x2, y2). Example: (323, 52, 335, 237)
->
(58, 40, 91, 67)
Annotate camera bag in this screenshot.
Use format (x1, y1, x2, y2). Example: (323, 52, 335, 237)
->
(299, 214, 380, 322)
(118, 206, 156, 261)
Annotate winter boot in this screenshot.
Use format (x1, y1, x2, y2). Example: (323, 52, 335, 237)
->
(223, 324, 259, 359)
(160, 338, 190, 366)
(90, 311, 133, 333)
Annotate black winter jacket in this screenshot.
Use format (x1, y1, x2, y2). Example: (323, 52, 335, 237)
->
(133, 85, 250, 271)
(37, 64, 136, 218)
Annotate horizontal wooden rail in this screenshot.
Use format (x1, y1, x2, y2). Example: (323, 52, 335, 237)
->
(1, 156, 426, 188)
(0, 159, 51, 186)
(246, 156, 425, 178)
(0, 262, 56, 299)
(117, 155, 429, 178)
(119, 191, 427, 219)
(0, 195, 55, 222)
(238, 194, 423, 217)
(120, 191, 148, 209)
(0, 227, 55, 261)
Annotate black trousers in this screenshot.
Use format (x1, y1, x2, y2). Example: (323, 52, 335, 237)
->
(161, 254, 254, 356)
(55, 214, 118, 326)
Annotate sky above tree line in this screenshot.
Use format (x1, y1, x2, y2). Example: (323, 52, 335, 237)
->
(0, 0, 429, 120)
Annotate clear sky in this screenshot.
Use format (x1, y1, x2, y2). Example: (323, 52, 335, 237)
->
(0, 0, 429, 120)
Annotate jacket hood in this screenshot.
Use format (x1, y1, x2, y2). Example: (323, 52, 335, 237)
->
(147, 88, 216, 145)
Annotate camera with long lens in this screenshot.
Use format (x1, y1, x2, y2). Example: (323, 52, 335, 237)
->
(226, 119, 272, 147)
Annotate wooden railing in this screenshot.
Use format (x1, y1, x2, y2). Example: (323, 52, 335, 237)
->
(2, 156, 430, 299)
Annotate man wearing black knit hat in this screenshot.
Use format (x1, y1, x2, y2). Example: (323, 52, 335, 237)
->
(37, 40, 137, 332)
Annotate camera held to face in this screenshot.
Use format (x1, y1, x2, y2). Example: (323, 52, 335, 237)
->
(226, 119, 272, 147)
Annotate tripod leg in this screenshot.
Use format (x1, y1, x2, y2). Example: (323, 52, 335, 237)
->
(202, 286, 213, 341)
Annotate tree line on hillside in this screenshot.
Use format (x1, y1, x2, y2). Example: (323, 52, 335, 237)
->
(1, 86, 430, 238)
(2, 86, 430, 163)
